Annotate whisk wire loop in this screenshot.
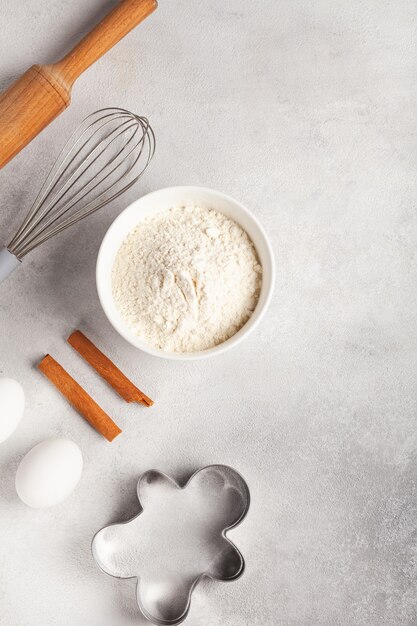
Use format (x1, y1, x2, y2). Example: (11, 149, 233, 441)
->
(8, 108, 155, 259)
(10, 110, 123, 246)
(15, 119, 137, 252)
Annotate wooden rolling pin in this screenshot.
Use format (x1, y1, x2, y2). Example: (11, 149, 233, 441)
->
(0, 0, 157, 169)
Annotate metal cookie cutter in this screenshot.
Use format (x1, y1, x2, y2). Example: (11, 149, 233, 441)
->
(92, 465, 250, 625)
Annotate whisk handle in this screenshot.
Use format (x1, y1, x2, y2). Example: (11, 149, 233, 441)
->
(0, 248, 21, 284)
(53, 0, 158, 86)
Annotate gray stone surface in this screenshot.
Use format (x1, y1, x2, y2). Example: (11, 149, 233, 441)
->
(0, 1, 416, 624)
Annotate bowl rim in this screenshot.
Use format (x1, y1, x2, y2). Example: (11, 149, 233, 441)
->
(96, 185, 275, 361)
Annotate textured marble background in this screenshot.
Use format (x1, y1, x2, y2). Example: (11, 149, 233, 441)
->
(0, 1, 416, 624)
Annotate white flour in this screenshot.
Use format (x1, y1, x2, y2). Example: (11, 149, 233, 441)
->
(112, 206, 262, 352)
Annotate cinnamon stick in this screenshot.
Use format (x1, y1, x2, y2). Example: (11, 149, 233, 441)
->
(67, 330, 154, 407)
(38, 354, 122, 442)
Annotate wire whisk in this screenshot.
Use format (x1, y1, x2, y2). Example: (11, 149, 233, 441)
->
(0, 107, 155, 282)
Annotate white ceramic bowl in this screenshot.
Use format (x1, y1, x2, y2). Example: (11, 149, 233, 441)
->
(96, 186, 275, 360)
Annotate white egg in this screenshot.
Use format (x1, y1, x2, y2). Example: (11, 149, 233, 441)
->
(15, 438, 83, 508)
(0, 377, 25, 443)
